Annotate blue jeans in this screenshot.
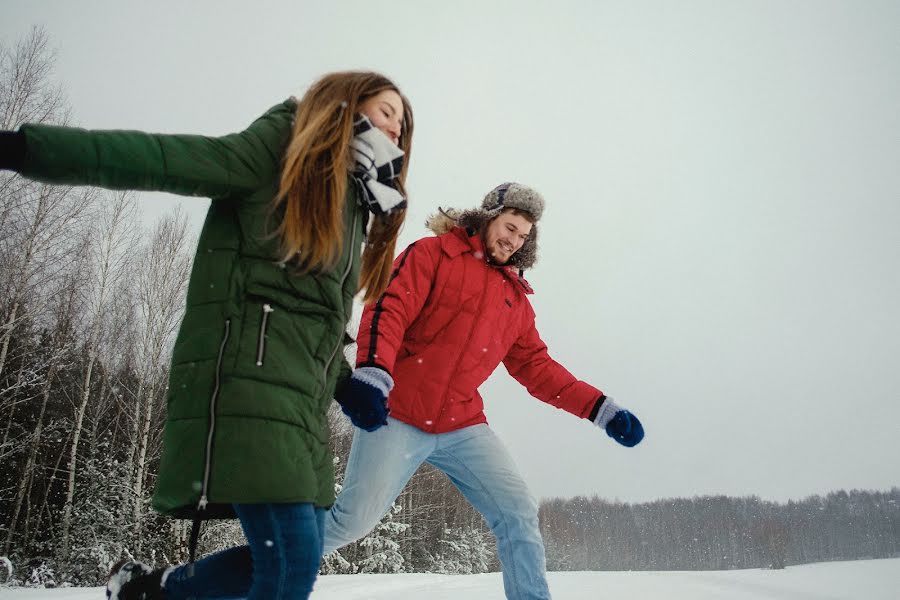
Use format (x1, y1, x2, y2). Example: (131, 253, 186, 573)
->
(324, 418, 550, 600)
(164, 502, 325, 600)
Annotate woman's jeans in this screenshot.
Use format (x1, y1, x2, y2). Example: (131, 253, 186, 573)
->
(323, 418, 551, 600)
(163, 502, 325, 600)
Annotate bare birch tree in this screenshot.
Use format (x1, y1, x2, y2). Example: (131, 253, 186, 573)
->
(0, 26, 74, 381)
(58, 192, 138, 560)
(0, 27, 93, 559)
(2, 235, 88, 555)
(0, 28, 89, 472)
(128, 209, 192, 552)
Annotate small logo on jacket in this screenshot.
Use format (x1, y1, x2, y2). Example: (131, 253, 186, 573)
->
(505, 299, 512, 307)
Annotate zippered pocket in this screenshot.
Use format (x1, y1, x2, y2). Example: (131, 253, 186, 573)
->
(255, 303, 274, 367)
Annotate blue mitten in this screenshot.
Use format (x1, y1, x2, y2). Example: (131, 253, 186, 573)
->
(592, 396, 644, 447)
(335, 367, 393, 432)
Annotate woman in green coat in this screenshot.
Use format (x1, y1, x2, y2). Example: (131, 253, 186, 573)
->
(0, 71, 414, 600)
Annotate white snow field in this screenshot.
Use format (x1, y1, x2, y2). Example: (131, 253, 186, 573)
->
(2, 558, 896, 600)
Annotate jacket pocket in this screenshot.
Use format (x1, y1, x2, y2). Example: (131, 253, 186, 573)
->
(233, 295, 330, 400)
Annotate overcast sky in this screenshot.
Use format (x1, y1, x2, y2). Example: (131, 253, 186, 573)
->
(4, 0, 898, 504)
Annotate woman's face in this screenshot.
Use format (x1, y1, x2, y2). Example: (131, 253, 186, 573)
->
(359, 89, 404, 146)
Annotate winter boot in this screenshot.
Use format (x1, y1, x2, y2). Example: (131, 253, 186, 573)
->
(106, 559, 170, 600)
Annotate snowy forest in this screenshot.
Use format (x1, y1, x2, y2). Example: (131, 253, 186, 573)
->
(2, 27, 899, 587)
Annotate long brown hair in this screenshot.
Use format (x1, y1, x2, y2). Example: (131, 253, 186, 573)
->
(272, 71, 414, 303)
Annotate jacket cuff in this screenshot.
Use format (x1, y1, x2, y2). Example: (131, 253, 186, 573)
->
(0, 130, 26, 171)
(357, 361, 392, 375)
(588, 395, 606, 421)
(353, 366, 394, 396)
(592, 395, 622, 429)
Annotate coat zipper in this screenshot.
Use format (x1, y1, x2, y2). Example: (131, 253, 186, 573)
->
(198, 318, 231, 511)
(319, 209, 360, 395)
(255, 304, 274, 366)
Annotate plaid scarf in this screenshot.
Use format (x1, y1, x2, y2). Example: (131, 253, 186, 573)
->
(350, 114, 406, 216)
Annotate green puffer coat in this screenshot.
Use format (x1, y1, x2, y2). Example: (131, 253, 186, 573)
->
(20, 99, 364, 518)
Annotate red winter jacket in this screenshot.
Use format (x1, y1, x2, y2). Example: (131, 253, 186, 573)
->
(357, 226, 602, 433)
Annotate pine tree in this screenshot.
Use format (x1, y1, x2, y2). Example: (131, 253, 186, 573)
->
(357, 502, 409, 574)
(429, 525, 493, 574)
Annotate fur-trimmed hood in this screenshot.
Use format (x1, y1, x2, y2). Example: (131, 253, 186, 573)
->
(425, 207, 539, 270)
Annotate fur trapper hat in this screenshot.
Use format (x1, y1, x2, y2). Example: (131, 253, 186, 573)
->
(481, 182, 544, 221)
(425, 182, 543, 270)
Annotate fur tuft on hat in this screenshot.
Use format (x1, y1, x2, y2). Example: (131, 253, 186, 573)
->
(425, 182, 544, 270)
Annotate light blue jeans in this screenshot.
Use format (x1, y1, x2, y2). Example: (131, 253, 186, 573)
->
(324, 418, 551, 600)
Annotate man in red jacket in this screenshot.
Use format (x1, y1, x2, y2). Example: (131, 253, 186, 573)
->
(328, 183, 643, 599)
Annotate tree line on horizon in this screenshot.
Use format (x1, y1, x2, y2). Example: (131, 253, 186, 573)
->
(539, 488, 900, 571)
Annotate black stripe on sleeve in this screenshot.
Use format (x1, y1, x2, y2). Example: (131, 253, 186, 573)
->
(366, 241, 418, 367)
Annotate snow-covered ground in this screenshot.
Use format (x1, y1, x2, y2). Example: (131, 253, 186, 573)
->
(2, 558, 897, 600)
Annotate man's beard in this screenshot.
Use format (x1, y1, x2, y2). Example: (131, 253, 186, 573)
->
(481, 229, 512, 265)
(485, 241, 510, 266)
